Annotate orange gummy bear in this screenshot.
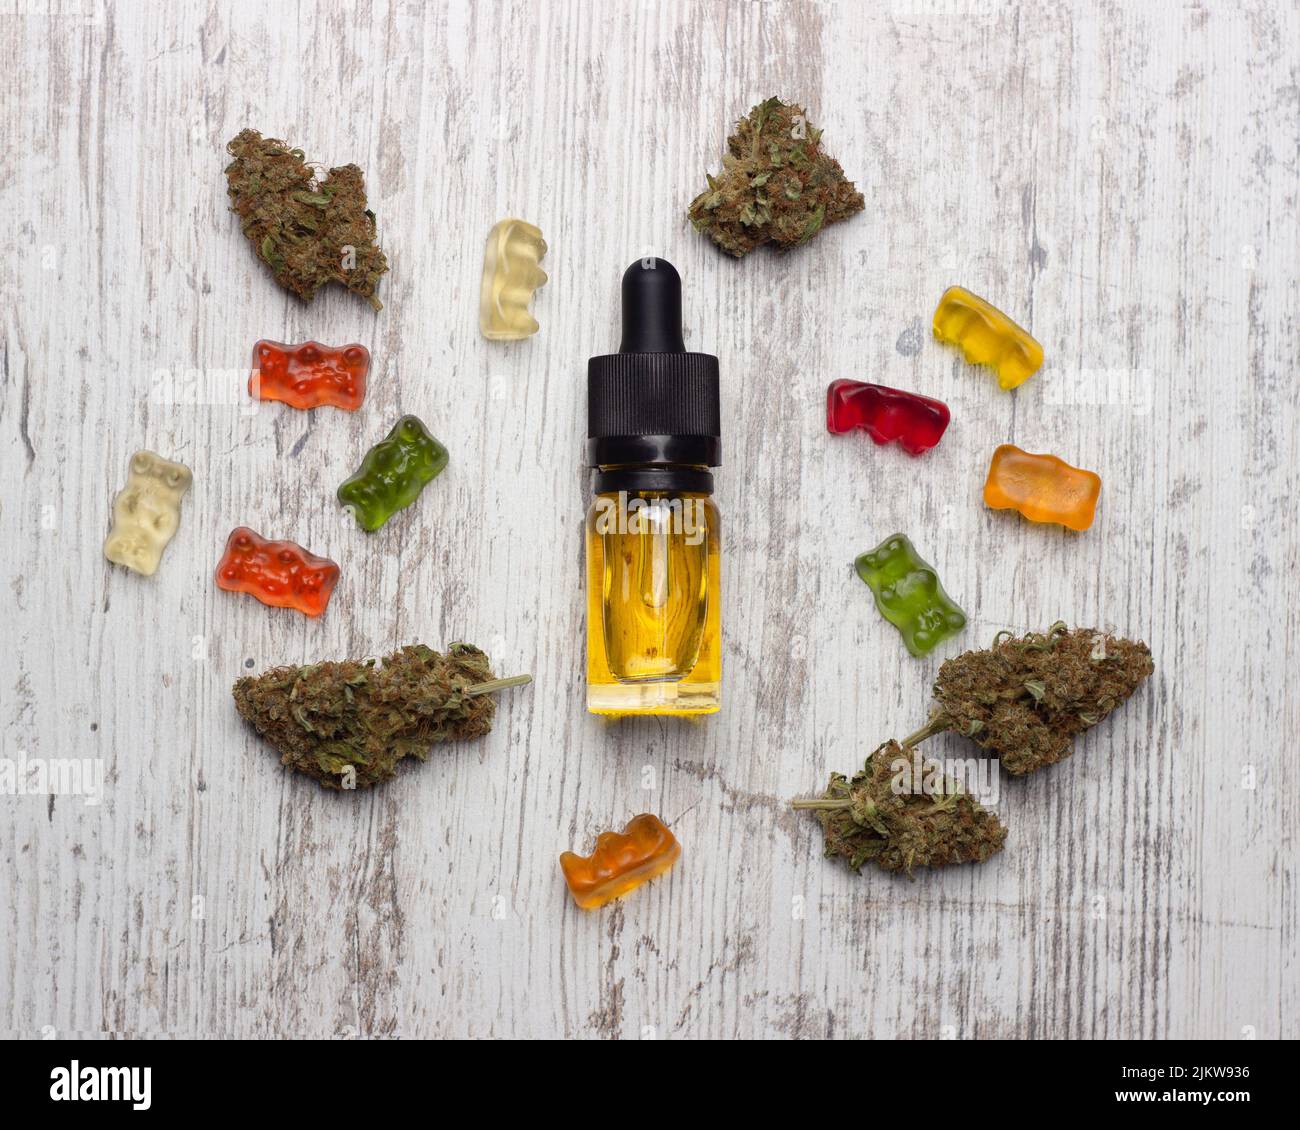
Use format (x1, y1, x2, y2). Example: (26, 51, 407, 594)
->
(983, 444, 1101, 531)
(560, 814, 681, 909)
(214, 527, 340, 617)
(250, 340, 369, 411)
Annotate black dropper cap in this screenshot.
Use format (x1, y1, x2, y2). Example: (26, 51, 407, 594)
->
(587, 259, 721, 474)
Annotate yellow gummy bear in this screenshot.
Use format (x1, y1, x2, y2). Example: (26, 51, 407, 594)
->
(933, 285, 1044, 390)
(103, 450, 192, 576)
(478, 218, 548, 341)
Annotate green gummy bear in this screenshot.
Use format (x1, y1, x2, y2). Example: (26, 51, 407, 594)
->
(337, 414, 448, 531)
(855, 533, 966, 657)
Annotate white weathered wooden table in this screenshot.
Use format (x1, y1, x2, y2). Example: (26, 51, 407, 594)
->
(3, 0, 1296, 1039)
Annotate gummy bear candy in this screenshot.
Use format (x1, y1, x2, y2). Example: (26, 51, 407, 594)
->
(479, 218, 548, 340)
(215, 527, 340, 617)
(933, 286, 1043, 390)
(826, 379, 950, 455)
(103, 450, 193, 576)
(983, 444, 1101, 531)
(250, 340, 369, 411)
(560, 814, 681, 909)
(855, 533, 967, 657)
(337, 415, 448, 531)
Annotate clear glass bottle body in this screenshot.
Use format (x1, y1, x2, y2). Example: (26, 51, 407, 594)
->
(585, 488, 721, 715)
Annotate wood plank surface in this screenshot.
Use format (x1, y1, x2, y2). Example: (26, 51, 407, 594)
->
(1, 0, 1296, 1039)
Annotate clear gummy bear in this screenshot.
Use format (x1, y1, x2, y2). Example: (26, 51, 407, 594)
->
(478, 218, 548, 340)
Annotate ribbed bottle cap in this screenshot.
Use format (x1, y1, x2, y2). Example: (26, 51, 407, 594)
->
(587, 259, 721, 468)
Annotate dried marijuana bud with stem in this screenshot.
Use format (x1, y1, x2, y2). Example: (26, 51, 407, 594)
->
(687, 96, 864, 257)
(903, 623, 1154, 775)
(791, 625, 1152, 874)
(232, 643, 531, 790)
(793, 740, 1008, 875)
(225, 128, 389, 309)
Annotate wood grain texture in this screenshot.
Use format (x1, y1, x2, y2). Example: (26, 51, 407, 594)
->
(1, 0, 1296, 1039)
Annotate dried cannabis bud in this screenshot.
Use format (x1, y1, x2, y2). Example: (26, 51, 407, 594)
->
(793, 741, 1008, 875)
(225, 128, 389, 309)
(232, 643, 531, 790)
(687, 97, 864, 257)
(904, 623, 1154, 775)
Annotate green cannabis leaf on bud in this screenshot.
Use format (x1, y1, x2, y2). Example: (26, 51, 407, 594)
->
(793, 741, 1008, 875)
(687, 96, 864, 257)
(225, 128, 389, 310)
(903, 623, 1154, 775)
(232, 643, 531, 790)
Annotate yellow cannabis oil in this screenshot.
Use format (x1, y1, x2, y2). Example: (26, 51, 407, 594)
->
(585, 491, 721, 715)
(585, 258, 722, 716)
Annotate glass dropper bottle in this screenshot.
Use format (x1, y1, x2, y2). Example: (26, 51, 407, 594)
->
(585, 258, 722, 716)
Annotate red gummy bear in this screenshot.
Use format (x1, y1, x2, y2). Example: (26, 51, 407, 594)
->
(826, 379, 951, 456)
(250, 340, 369, 411)
(215, 527, 340, 617)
